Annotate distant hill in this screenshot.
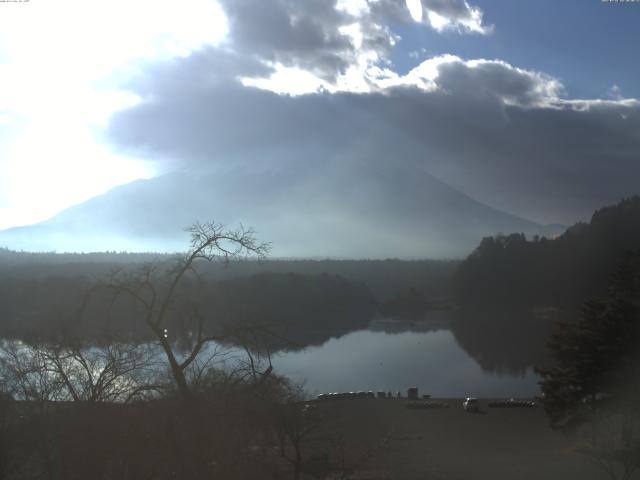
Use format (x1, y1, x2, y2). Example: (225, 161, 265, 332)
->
(454, 196, 640, 308)
(0, 158, 564, 258)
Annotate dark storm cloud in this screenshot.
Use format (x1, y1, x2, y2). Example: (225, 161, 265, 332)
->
(218, 0, 353, 80)
(215, 0, 397, 81)
(112, 48, 357, 168)
(108, 49, 640, 225)
(211, 0, 489, 83)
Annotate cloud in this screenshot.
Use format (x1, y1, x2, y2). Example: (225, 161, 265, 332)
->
(423, 0, 492, 34)
(218, 0, 354, 80)
(215, 0, 399, 84)
(212, 0, 491, 92)
(406, 0, 424, 22)
(607, 84, 623, 100)
(370, 0, 492, 35)
(108, 48, 640, 226)
(400, 56, 564, 106)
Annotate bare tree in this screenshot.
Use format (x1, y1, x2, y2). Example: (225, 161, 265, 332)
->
(0, 341, 65, 406)
(0, 363, 20, 480)
(276, 402, 323, 480)
(44, 342, 162, 404)
(575, 410, 640, 480)
(102, 222, 270, 399)
(0, 340, 160, 405)
(0, 339, 166, 480)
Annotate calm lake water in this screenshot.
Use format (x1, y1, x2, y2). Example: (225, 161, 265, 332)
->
(2, 321, 542, 399)
(271, 328, 541, 398)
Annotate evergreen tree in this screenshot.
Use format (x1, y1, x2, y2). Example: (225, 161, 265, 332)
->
(538, 251, 640, 430)
(537, 252, 640, 480)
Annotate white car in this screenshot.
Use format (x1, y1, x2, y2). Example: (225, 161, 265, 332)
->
(463, 397, 479, 412)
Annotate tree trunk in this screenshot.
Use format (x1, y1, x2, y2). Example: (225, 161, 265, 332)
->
(160, 339, 191, 399)
(293, 442, 301, 480)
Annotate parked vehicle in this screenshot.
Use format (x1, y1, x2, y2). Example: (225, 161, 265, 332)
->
(463, 397, 479, 412)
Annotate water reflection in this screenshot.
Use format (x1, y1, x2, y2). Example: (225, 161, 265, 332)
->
(271, 328, 541, 398)
(450, 308, 554, 376)
(1, 309, 552, 399)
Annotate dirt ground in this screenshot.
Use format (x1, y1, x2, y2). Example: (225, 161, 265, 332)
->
(312, 398, 613, 480)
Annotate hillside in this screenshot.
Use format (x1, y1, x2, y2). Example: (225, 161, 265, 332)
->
(0, 158, 563, 258)
(454, 196, 640, 309)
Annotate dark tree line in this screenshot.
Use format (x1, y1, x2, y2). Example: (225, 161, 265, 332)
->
(208, 272, 377, 350)
(454, 197, 640, 310)
(0, 269, 377, 348)
(447, 197, 640, 375)
(0, 248, 457, 347)
(0, 249, 457, 302)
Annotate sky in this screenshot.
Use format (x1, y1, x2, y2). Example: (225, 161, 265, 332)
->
(1, 0, 640, 234)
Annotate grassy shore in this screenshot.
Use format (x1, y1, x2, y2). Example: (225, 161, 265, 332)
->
(312, 397, 605, 480)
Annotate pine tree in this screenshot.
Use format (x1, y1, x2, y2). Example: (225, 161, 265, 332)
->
(537, 252, 640, 479)
(538, 251, 639, 430)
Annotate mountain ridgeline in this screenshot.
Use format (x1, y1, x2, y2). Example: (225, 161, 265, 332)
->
(0, 159, 564, 258)
(454, 196, 640, 309)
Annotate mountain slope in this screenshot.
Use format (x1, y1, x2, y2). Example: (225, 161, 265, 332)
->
(454, 196, 640, 307)
(0, 159, 563, 258)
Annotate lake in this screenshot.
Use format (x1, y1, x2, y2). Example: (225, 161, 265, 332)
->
(271, 328, 541, 398)
(0, 316, 544, 400)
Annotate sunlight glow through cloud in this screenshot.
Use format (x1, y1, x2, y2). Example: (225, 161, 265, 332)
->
(242, 64, 330, 96)
(426, 4, 491, 34)
(406, 0, 423, 23)
(0, 0, 228, 229)
(427, 10, 451, 31)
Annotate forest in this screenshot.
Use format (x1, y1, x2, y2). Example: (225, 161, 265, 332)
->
(0, 250, 457, 346)
(454, 196, 640, 310)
